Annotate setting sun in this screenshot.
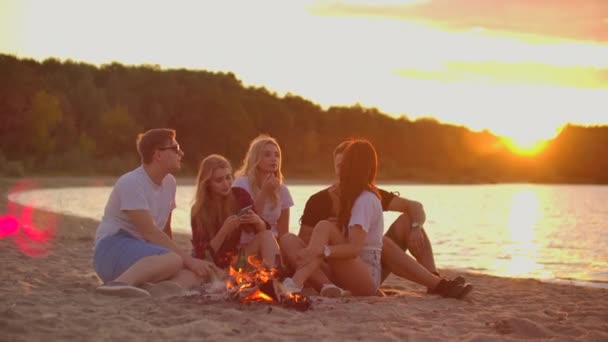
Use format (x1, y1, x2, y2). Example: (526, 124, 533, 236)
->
(497, 124, 563, 156)
(502, 137, 548, 156)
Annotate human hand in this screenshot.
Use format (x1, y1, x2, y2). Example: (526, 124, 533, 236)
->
(261, 174, 280, 194)
(239, 212, 265, 232)
(222, 215, 242, 234)
(184, 257, 224, 280)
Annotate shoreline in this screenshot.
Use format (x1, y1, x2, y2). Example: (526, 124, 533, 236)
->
(3, 177, 607, 289)
(1, 178, 607, 340)
(3, 175, 608, 187)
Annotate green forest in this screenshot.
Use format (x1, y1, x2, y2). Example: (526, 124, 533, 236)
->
(1, 54, 606, 183)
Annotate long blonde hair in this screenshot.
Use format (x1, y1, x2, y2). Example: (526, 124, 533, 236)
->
(191, 154, 237, 239)
(235, 134, 284, 208)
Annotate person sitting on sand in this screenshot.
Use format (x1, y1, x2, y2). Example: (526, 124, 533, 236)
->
(232, 134, 294, 241)
(281, 140, 472, 298)
(191, 154, 281, 269)
(300, 140, 441, 278)
(281, 140, 388, 295)
(93, 128, 221, 297)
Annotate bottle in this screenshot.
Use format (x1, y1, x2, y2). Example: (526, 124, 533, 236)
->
(203, 248, 214, 262)
(234, 247, 248, 272)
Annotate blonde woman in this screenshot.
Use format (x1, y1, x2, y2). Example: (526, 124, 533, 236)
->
(233, 134, 294, 245)
(191, 154, 280, 269)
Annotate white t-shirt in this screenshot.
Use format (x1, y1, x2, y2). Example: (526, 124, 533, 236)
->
(348, 190, 384, 252)
(232, 176, 294, 242)
(94, 166, 177, 246)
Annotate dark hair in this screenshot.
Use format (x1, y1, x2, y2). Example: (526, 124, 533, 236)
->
(333, 140, 353, 158)
(337, 140, 380, 234)
(136, 128, 176, 164)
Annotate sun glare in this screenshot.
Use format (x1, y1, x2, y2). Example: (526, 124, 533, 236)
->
(495, 190, 549, 278)
(501, 137, 549, 156)
(496, 124, 564, 156)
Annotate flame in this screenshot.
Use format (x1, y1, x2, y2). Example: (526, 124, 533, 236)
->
(244, 289, 274, 302)
(224, 254, 312, 310)
(226, 255, 278, 303)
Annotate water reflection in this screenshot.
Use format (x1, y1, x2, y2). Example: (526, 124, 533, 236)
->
(496, 190, 547, 278)
(6, 183, 608, 287)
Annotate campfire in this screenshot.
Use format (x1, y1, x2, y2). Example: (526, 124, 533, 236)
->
(225, 255, 311, 311)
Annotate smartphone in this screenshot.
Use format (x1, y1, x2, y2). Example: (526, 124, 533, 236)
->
(237, 205, 253, 217)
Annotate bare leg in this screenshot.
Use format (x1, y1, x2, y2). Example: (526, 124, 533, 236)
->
(291, 221, 340, 287)
(288, 221, 376, 296)
(380, 237, 440, 288)
(415, 229, 437, 272)
(384, 213, 437, 274)
(329, 257, 376, 296)
(141, 268, 206, 296)
(114, 252, 183, 286)
(169, 269, 206, 289)
(246, 230, 281, 268)
(279, 233, 332, 291)
(297, 225, 313, 245)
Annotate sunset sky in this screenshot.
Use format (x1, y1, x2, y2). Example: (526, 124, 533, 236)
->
(1, 0, 607, 151)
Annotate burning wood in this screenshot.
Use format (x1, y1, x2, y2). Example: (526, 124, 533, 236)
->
(225, 254, 311, 311)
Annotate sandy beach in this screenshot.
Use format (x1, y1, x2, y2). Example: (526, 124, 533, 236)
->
(1, 178, 607, 341)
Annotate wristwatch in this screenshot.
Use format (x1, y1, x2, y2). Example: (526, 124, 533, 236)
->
(411, 222, 421, 229)
(323, 245, 332, 259)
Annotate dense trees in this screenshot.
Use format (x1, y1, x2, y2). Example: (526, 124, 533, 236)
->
(0, 54, 606, 183)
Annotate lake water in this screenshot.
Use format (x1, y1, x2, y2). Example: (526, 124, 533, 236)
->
(7, 183, 608, 288)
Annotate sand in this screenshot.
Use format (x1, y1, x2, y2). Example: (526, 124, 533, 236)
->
(1, 178, 607, 341)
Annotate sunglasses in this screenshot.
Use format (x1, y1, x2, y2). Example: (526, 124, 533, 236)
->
(158, 144, 182, 153)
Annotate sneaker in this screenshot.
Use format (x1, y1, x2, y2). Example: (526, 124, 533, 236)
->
(282, 277, 303, 294)
(96, 281, 151, 298)
(427, 276, 466, 294)
(320, 284, 351, 298)
(429, 279, 473, 299)
(452, 275, 466, 285)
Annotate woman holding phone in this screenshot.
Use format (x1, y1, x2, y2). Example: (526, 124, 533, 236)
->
(191, 154, 281, 269)
(233, 134, 294, 244)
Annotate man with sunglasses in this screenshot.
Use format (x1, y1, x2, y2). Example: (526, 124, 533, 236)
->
(94, 128, 221, 297)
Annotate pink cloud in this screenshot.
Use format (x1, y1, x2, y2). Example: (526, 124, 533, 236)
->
(313, 0, 608, 42)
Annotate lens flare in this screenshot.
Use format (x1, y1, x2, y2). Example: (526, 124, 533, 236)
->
(2, 179, 59, 257)
(0, 215, 19, 237)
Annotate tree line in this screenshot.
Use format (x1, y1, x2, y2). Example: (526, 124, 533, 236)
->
(0, 54, 606, 183)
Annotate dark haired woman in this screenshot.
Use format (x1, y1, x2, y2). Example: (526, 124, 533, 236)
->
(283, 140, 472, 298)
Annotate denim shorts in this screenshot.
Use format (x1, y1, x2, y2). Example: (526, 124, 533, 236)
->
(93, 230, 170, 283)
(360, 249, 382, 291)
